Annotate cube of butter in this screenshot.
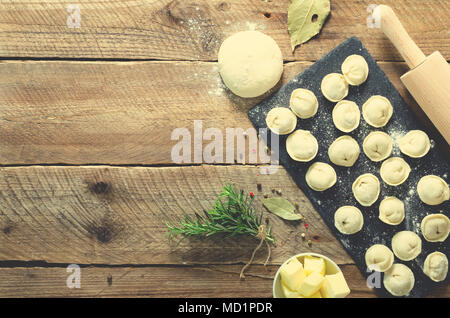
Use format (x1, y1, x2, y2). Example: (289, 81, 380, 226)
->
(281, 282, 301, 298)
(321, 271, 350, 298)
(298, 272, 324, 297)
(279, 257, 306, 291)
(304, 255, 326, 276)
(307, 290, 322, 298)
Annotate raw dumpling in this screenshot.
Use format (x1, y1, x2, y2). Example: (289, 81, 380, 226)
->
(334, 206, 364, 234)
(362, 95, 393, 128)
(341, 54, 369, 86)
(398, 130, 430, 158)
(305, 162, 337, 191)
(289, 88, 318, 119)
(417, 175, 450, 205)
(365, 244, 394, 272)
(380, 157, 411, 186)
(328, 135, 360, 167)
(383, 264, 415, 297)
(420, 213, 449, 242)
(352, 173, 380, 206)
(265, 107, 297, 135)
(321, 73, 349, 102)
(362, 131, 393, 162)
(332, 100, 360, 133)
(391, 231, 422, 261)
(423, 252, 448, 282)
(286, 130, 318, 162)
(379, 196, 405, 225)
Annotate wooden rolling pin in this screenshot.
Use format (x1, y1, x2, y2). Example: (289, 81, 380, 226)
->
(374, 5, 450, 144)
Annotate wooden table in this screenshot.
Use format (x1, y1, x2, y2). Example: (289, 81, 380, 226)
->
(0, 0, 448, 298)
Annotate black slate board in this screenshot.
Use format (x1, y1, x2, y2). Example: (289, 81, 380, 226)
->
(248, 37, 449, 297)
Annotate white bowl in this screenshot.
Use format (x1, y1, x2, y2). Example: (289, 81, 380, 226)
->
(272, 252, 342, 298)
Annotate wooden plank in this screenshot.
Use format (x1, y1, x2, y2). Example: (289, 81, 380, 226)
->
(0, 0, 448, 61)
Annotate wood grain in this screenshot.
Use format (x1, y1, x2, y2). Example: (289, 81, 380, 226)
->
(0, 0, 448, 61)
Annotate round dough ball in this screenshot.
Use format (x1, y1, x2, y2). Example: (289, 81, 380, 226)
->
(383, 264, 415, 297)
(420, 213, 449, 242)
(341, 54, 369, 86)
(265, 107, 297, 135)
(289, 88, 318, 119)
(332, 100, 360, 133)
(321, 73, 349, 102)
(380, 157, 411, 186)
(398, 130, 430, 158)
(328, 135, 360, 167)
(362, 131, 393, 162)
(417, 175, 450, 205)
(391, 231, 422, 261)
(218, 31, 283, 98)
(305, 162, 337, 191)
(365, 244, 394, 272)
(334, 206, 363, 234)
(362, 95, 393, 128)
(286, 130, 318, 162)
(352, 173, 380, 206)
(378, 197, 405, 225)
(423, 252, 448, 282)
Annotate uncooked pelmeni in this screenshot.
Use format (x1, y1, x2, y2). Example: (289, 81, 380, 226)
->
(362, 95, 393, 128)
(332, 100, 360, 133)
(362, 131, 393, 162)
(352, 173, 380, 206)
(218, 31, 283, 98)
(420, 213, 449, 242)
(423, 252, 448, 282)
(334, 206, 363, 234)
(289, 88, 318, 119)
(286, 130, 318, 162)
(417, 175, 450, 205)
(328, 135, 360, 167)
(365, 244, 394, 272)
(380, 157, 411, 186)
(265, 107, 297, 135)
(383, 264, 415, 297)
(321, 73, 349, 102)
(398, 130, 430, 158)
(341, 54, 369, 86)
(305, 162, 337, 191)
(379, 196, 405, 225)
(391, 231, 422, 261)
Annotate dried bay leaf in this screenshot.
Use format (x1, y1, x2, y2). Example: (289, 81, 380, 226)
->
(288, 0, 331, 51)
(262, 197, 303, 221)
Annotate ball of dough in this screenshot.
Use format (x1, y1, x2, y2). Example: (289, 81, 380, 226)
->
(378, 196, 405, 225)
(332, 100, 360, 133)
(362, 95, 393, 128)
(398, 130, 430, 158)
(417, 175, 449, 205)
(321, 73, 349, 102)
(265, 107, 297, 135)
(341, 54, 369, 86)
(328, 135, 360, 167)
(365, 244, 394, 272)
(305, 162, 337, 191)
(383, 263, 415, 297)
(423, 252, 448, 282)
(334, 206, 364, 234)
(362, 131, 393, 162)
(289, 88, 318, 119)
(286, 130, 318, 162)
(420, 213, 449, 242)
(352, 173, 380, 207)
(391, 231, 422, 261)
(218, 31, 283, 98)
(380, 157, 411, 186)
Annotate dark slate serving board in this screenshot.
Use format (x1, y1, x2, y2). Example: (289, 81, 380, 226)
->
(248, 37, 449, 298)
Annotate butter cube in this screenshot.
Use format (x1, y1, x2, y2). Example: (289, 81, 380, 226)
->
(298, 272, 324, 297)
(279, 257, 306, 291)
(321, 271, 350, 298)
(304, 255, 326, 276)
(281, 283, 301, 298)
